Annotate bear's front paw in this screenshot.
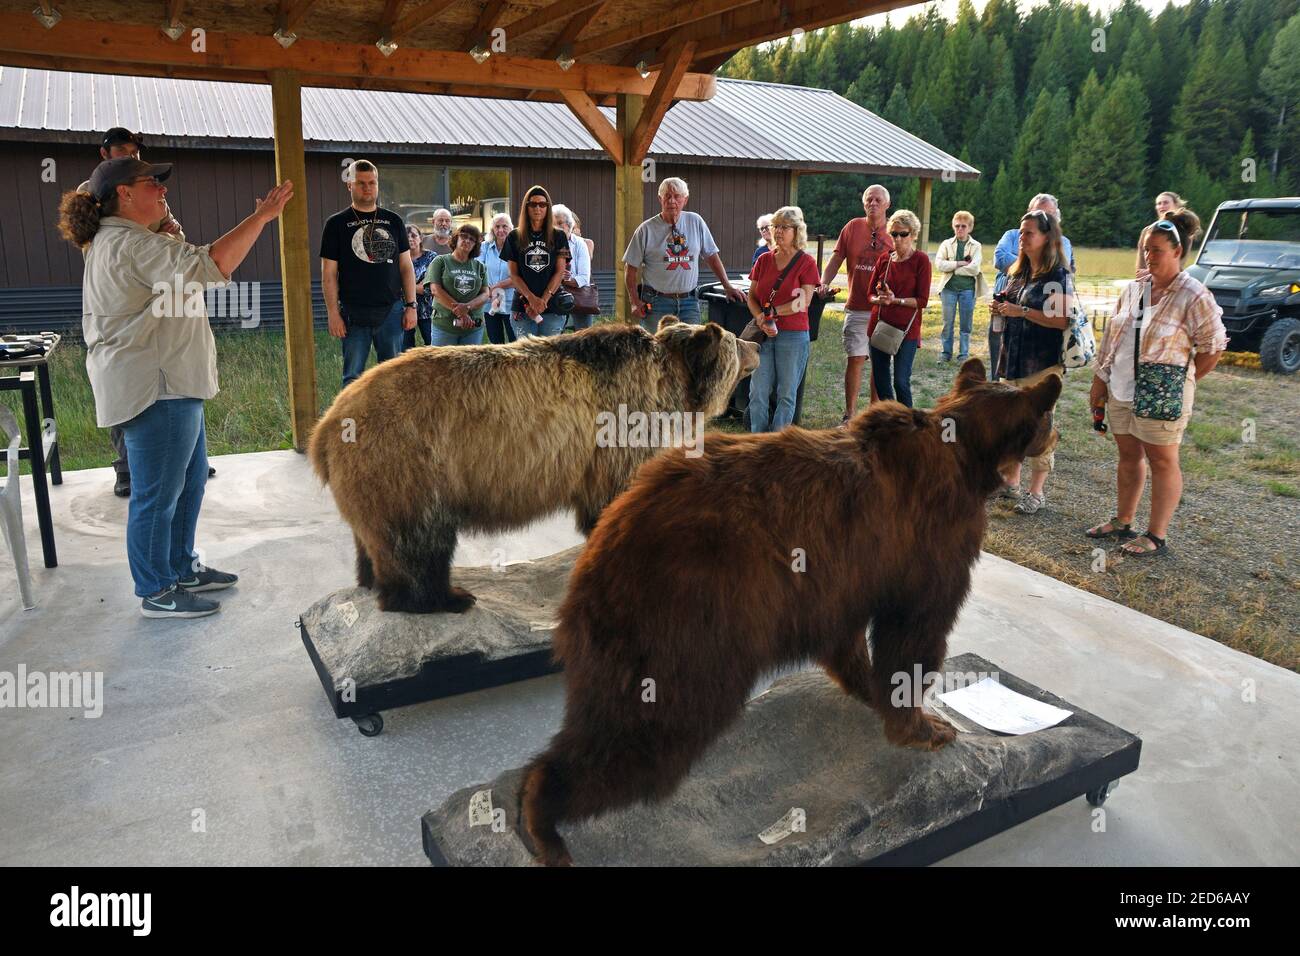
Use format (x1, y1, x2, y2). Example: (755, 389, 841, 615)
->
(439, 587, 477, 613)
(885, 710, 958, 751)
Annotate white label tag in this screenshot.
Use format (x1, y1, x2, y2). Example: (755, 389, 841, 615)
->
(332, 600, 358, 632)
(335, 601, 359, 628)
(758, 807, 805, 845)
(468, 789, 495, 827)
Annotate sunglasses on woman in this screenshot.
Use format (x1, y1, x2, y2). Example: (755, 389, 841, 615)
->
(1024, 210, 1052, 231)
(1151, 219, 1181, 243)
(890, 231, 910, 239)
(527, 199, 549, 208)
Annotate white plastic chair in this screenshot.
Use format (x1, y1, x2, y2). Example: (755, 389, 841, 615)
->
(0, 404, 35, 609)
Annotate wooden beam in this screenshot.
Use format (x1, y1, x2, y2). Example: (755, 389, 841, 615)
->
(463, 0, 509, 49)
(0, 14, 719, 99)
(276, 0, 321, 33)
(693, 52, 734, 74)
(788, 171, 799, 208)
(268, 69, 318, 452)
(376, 0, 406, 41)
(667, 0, 919, 63)
(572, 0, 757, 58)
(557, 89, 622, 165)
(918, 177, 932, 250)
(543, 2, 607, 58)
(165, 0, 186, 27)
(628, 40, 695, 166)
(614, 93, 645, 324)
(391, 0, 464, 42)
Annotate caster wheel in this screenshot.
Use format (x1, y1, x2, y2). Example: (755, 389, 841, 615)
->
(1085, 781, 1114, 807)
(353, 713, 384, 737)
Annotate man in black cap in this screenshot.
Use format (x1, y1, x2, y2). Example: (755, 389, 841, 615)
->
(78, 129, 218, 495)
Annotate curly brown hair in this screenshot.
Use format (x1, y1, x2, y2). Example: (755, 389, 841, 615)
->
(57, 190, 119, 247)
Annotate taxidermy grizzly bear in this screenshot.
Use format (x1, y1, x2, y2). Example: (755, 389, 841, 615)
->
(308, 318, 759, 613)
(519, 358, 1061, 865)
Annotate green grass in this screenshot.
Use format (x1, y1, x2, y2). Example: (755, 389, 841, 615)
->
(1268, 481, 1300, 498)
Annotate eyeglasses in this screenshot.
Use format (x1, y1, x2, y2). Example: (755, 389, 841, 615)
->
(1151, 219, 1181, 243)
(759, 225, 772, 232)
(130, 176, 162, 187)
(890, 231, 910, 239)
(772, 225, 794, 232)
(527, 200, 549, 208)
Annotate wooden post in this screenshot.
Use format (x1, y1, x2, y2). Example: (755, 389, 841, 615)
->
(615, 93, 645, 323)
(269, 69, 318, 451)
(918, 176, 933, 252)
(788, 170, 800, 208)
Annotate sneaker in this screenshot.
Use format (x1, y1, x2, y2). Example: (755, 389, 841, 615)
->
(940, 354, 953, 363)
(177, 566, 239, 592)
(113, 474, 130, 498)
(141, 585, 220, 619)
(208, 465, 216, 478)
(1015, 492, 1046, 514)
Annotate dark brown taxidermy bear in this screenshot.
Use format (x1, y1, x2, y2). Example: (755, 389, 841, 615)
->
(308, 317, 759, 613)
(519, 357, 1061, 865)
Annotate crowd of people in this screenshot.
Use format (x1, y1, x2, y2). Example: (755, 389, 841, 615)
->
(56, 128, 1228, 618)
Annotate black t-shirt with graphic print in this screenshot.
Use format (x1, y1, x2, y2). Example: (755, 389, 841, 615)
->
(319, 206, 407, 308)
(502, 228, 570, 313)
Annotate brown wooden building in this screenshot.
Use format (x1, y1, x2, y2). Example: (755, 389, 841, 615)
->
(0, 66, 975, 329)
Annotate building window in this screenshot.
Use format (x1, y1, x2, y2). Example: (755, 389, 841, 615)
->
(379, 165, 510, 239)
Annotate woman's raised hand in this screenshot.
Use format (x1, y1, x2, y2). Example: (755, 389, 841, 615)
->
(255, 181, 295, 222)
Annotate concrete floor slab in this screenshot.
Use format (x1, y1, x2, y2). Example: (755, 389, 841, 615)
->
(0, 451, 1296, 865)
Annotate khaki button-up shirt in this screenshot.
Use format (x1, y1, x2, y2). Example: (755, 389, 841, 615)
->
(81, 216, 229, 427)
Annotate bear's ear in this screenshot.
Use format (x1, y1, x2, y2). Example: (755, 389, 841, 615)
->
(955, 357, 985, 389)
(1025, 373, 1063, 414)
(657, 314, 680, 332)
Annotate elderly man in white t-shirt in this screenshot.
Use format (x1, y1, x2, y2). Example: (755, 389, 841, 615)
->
(623, 177, 745, 333)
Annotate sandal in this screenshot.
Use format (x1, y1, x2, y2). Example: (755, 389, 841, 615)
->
(837, 414, 851, 429)
(1086, 518, 1138, 540)
(1120, 531, 1169, 558)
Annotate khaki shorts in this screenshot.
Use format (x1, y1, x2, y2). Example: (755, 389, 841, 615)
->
(843, 310, 872, 357)
(1005, 364, 1064, 472)
(1108, 375, 1195, 445)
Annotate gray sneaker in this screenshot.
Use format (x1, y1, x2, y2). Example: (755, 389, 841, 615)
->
(141, 585, 220, 619)
(1015, 492, 1046, 514)
(177, 565, 238, 592)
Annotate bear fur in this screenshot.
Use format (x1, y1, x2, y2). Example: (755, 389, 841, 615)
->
(308, 318, 759, 613)
(519, 358, 1061, 865)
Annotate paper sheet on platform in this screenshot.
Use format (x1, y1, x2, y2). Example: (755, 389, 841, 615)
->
(936, 677, 1072, 735)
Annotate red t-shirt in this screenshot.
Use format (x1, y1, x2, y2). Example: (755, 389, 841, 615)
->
(865, 250, 931, 343)
(834, 217, 895, 311)
(749, 250, 821, 332)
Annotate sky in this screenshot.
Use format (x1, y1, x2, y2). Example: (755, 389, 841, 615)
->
(856, 0, 1193, 29)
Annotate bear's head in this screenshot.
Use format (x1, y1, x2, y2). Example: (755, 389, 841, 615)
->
(937, 357, 1061, 493)
(655, 315, 760, 416)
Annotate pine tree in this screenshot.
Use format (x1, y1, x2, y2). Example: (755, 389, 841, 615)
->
(967, 83, 1019, 178)
(1060, 73, 1152, 245)
(1172, 9, 1250, 178)
(990, 162, 1021, 234)
(1260, 11, 1300, 181)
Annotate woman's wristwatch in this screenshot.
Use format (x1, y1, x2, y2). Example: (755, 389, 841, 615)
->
(404, 300, 417, 309)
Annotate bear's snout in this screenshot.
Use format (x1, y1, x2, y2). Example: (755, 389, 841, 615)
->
(737, 339, 760, 378)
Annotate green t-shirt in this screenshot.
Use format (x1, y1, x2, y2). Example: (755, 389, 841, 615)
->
(947, 239, 976, 292)
(429, 254, 487, 332)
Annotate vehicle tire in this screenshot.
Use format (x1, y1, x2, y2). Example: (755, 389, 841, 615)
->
(1259, 317, 1300, 375)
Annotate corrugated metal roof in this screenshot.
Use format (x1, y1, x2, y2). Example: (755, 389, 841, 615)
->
(0, 66, 978, 179)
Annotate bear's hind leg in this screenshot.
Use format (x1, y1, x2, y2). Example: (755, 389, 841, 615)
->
(355, 535, 375, 589)
(520, 723, 711, 866)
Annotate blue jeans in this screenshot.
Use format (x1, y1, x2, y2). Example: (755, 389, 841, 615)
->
(570, 314, 594, 332)
(639, 291, 701, 334)
(940, 287, 975, 359)
(428, 325, 484, 346)
(869, 338, 919, 407)
(510, 313, 567, 338)
(342, 300, 405, 387)
(484, 313, 516, 344)
(120, 398, 208, 597)
(748, 329, 810, 432)
(402, 315, 433, 350)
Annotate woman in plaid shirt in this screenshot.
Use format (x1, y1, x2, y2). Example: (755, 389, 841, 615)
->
(1087, 209, 1228, 557)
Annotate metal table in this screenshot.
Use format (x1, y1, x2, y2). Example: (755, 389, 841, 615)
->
(0, 333, 62, 567)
